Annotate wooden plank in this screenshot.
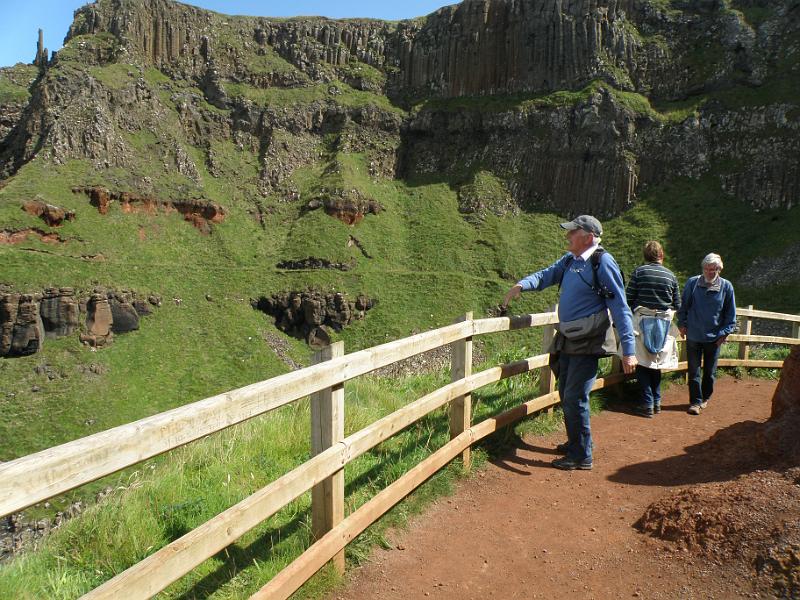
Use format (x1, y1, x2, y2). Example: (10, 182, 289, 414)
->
(0, 320, 473, 518)
(727, 334, 800, 345)
(472, 311, 558, 336)
(738, 305, 753, 361)
(793, 322, 800, 339)
(82, 353, 549, 599)
(539, 304, 557, 412)
(717, 359, 784, 368)
(450, 313, 473, 469)
(736, 308, 800, 323)
(310, 342, 345, 573)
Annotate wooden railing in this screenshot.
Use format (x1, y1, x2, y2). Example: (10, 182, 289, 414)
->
(1, 306, 798, 599)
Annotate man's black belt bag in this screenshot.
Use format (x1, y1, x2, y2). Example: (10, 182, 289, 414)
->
(549, 310, 617, 357)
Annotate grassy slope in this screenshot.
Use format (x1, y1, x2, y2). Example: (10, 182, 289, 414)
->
(1, 7, 799, 596)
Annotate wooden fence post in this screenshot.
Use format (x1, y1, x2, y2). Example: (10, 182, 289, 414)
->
(540, 304, 557, 414)
(792, 320, 800, 340)
(310, 341, 345, 573)
(738, 305, 753, 362)
(450, 312, 473, 470)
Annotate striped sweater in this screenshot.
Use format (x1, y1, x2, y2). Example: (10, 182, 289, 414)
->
(626, 263, 681, 311)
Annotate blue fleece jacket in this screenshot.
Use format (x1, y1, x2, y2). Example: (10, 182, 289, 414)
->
(677, 275, 737, 343)
(517, 250, 636, 355)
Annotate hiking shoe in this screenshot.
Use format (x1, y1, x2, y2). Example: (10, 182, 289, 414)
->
(687, 405, 701, 415)
(654, 404, 662, 414)
(633, 405, 654, 418)
(552, 456, 592, 471)
(700, 401, 708, 409)
(556, 442, 570, 454)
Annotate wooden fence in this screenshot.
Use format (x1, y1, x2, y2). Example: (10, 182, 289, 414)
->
(1, 305, 798, 599)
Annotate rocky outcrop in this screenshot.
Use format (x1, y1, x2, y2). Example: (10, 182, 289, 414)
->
(72, 187, 226, 234)
(22, 199, 76, 226)
(252, 291, 375, 346)
(306, 189, 384, 225)
(276, 257, 355, 271)
(0, 288, 157, 356)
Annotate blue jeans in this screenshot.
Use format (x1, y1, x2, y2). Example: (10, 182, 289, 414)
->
(558, 353, 599, 463)
(686, 340, 721, 407)
(636, 365, 662, 410)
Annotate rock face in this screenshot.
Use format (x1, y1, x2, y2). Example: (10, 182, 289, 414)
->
(0, 294, 45, 357)
(253, 291, 375, 346)
(40, 288, 80, 338)
(0, 288, 156, 356)
(1, 0, 799, 216)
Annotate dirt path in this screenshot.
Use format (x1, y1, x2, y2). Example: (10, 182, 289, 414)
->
(333, 377, 778, 600)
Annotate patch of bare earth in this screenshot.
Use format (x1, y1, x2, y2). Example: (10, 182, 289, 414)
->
(331, 376, 798, 600)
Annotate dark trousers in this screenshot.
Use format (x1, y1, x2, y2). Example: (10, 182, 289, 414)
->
(558, 353, 599, 463)
(636, 365, 662, 410)
(686, 340, 721, 407)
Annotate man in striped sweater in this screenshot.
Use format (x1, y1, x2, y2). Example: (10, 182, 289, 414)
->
(626, 241, 681, 416)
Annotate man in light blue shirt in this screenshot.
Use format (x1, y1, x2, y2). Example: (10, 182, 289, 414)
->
(503, 215, 637, 470)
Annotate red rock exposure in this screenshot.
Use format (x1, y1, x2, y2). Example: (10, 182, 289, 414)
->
(22, 200, 76, 226)
(0, 228, 66, 244)
(72, 186, 226, 234)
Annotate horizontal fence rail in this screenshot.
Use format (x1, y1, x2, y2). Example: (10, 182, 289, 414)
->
(1, 305, 796, 599)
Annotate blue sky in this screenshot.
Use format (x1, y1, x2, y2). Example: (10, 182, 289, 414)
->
(0, 0, 456, 67)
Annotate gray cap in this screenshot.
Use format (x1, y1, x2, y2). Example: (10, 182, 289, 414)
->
(560, 215, 603, 236)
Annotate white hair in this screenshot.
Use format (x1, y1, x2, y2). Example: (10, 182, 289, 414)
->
(702, 253, 723, 270)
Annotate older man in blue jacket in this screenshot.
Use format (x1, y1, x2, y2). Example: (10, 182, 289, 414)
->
(677, 253, 737, 415)
(503, 215, 636, 470)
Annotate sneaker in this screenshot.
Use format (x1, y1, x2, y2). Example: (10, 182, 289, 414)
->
(687, 405, 701, 415)
(555, 442, 570, 454)
(654, 404, 662, 414)
(552, 456, 593, 470)
(633, 405, 654, 418)
(700, 401, 708, 409)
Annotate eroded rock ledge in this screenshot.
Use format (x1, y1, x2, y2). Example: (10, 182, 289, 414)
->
(252, 290, 375, 347)
(72, 186, 226, 234)
(0, 288, 160, 357)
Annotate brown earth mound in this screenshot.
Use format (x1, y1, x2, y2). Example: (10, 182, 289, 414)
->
(637, 347, 800, 598)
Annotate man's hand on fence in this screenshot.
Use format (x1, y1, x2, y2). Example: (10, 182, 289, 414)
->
(716, 335, 728, 347)
(622, 355, 637, 374)
(502, 284, 522, 309)
(678, 326, 687, 338)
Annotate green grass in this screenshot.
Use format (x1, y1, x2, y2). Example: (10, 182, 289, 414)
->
(0, 64, 39, 104)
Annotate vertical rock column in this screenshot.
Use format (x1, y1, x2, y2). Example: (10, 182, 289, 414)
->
(40, 287, 80, 338)
(7, 294, 45, 357)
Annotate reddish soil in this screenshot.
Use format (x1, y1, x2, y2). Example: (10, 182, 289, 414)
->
(334, 377, 800, 599)
(0, 228, 65, 244)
